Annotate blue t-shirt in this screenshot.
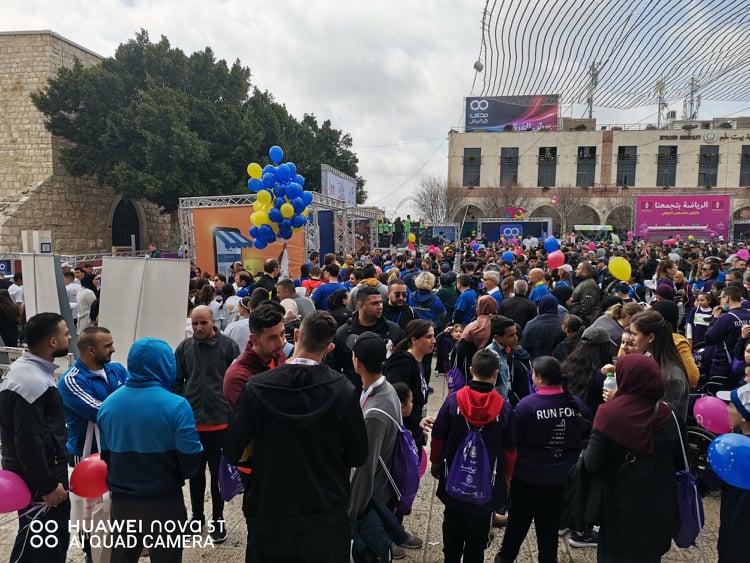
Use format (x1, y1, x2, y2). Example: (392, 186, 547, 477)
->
(453, 289, 477, 324)
(311, 282, 347, 311)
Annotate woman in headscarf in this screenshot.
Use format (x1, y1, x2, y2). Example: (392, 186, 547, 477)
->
(453, 294, 497, 378)
(582, 354, 680, 562)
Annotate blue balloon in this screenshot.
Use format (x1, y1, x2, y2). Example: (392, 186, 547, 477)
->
(301, 191, 313, 206)
(275, 184, 286, 198)
(287, 162, 297, 176)
(544, 237, 560, 253)
(708, 433, 750, 489)
(263, 165, 275, 176)
(286, 182, 301, 200)
(269, 145, 284, 164)
(259, 224, 274, 239)
(280, 219, 292, 231)
(262, 172, 276, 189)
(291, 197, 305, 214)
(472, 243, 479, 251)
(279, 230, 293, 240)
(268, 208, 283, 223)
(292, 214, 307, 228)
(263, 232, 276, 243)
(274, 197, 285, 209)
(249, 226, 260, 239)
(253, 238, 267, 250)
(247, 178, 263, 193)
(502, 251, 515, 262)
(294, 174, 305, 186)
(276, 163, 291, 182)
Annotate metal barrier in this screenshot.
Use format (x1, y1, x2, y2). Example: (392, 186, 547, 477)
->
(0, 347, 75, 381)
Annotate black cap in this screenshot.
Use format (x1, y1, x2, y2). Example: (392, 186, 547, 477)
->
(348, 331, 387, 367)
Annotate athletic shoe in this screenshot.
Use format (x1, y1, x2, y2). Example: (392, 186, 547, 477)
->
(210, 520, 227, 544)
(391, 543, 406, 559)
(190, 514, 205, 532)
(568, 529, 598, 548)
(558, 528, 569, 536)
(399, 534, 423, 549)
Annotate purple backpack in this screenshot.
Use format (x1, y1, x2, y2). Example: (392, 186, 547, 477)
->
(368, 408, 421, 512)
(445, 414, 497, 506)
(671, 411, 704, 548)
(447, 365, 466, 393)
(218, 451, 244, 502)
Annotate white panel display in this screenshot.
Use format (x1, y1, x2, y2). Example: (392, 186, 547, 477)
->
(99, 257, 190, 364)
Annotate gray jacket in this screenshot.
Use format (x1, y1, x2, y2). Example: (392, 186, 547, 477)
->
(570, 277, 600, 326)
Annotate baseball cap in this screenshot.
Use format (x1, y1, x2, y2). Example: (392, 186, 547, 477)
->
(347, 331, 386, 367)
(614, 282, 630, 294)
(718, 384, 750, 422)
(61, 262, 72, 268)
(501, 260, 514, 269)
(596, 257, 609, 264)
(557, 264, 573, 273)
(581, 325, 610, 345)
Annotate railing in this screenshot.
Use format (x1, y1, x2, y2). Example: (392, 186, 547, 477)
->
(0, 346, 74, 380)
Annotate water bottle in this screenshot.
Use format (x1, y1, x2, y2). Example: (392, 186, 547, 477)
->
(603, 373, 617, 393)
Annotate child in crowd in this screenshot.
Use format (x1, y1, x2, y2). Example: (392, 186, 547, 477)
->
(435, 323, 463, 375)
(430, 349, 516, 563)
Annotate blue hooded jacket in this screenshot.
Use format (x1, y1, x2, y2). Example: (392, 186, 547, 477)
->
(98, 338, 203, 496)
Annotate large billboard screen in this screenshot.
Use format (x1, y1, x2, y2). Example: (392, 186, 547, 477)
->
(321, 164, 357, 208)
(465, 95, 559, 132)
(634, 195, 730, 241)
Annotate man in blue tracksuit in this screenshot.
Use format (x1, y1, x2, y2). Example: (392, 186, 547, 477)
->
(58, 327, 128, 463)
(98, 338, 203, 562)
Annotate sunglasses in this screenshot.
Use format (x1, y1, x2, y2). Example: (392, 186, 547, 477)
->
(392, 292, 407, 297)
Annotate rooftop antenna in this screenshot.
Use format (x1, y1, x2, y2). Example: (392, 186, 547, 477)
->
(655, 80, 667, 129)
(684, 77, 700, 121)
(586, 62, 600, 119)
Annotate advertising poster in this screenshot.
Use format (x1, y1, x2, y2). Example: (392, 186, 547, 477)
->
(465, 95, 559, 132)
(634, 195, 730, 240)
(432, 225, 458, 243)
(192, 206, 305, 280)
(321, 164, 357, 208)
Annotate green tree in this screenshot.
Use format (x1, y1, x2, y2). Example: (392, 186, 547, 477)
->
(32, 30, 366, 210)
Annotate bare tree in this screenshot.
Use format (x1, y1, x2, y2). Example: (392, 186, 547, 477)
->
(554, 187, 590, 233)
(477, 184, 532, 217)
(414, 175, 466, 223)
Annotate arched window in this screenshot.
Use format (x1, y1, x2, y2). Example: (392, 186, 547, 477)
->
(111, 200, 140, 248)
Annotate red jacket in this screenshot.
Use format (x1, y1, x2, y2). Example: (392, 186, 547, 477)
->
(223, 342, 285, 411)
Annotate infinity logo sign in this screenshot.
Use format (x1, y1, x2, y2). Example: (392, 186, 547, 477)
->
(469, 99, 489, 111)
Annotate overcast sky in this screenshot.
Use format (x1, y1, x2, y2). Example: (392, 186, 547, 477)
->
(6, 1, 750, 217)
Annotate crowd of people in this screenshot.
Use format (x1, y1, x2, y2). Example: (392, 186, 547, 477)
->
(0, 232, 748, 562)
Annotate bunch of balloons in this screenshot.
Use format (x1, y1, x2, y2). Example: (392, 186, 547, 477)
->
(246, 146, 312, 249)
(550, 195, 560, 207)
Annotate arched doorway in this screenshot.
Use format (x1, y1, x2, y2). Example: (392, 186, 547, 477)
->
(529, 206, 562, 235)
(111, 200, 141, 249)
(606, 205, 633, 237)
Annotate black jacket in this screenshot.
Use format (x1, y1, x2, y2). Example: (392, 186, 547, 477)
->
(0, 353, 68, 497)
(225, 363, 367, 530)
(383, 350, 427, 448)
(327, 314, 404, 389)
(174, 332, 240, 426)
(499, 295, 538, 330)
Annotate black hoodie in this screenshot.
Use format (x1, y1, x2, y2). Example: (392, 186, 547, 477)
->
(225, 362, 367, 536)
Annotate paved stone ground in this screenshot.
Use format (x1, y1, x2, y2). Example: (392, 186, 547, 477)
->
(0, 371, 720, 562)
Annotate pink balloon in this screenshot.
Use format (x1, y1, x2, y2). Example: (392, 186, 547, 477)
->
(0, 470, 32, 513)
(737, 249, 750, 261)
(627, 231, 634, 238)
(587, 242, 596, 251)
(547, 250, 565, 270)
(662, 239, 670, 245)
(694, 396, 732, 434)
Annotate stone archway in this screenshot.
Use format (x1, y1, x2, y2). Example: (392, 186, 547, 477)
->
(108, 197, 148, 250)
(529, 205, 562, 235)
(605, 205, 633, 236)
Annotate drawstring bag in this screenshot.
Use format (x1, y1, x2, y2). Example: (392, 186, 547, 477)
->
(671, 410, 704, 548)
(218, 451, 244, 502)
(446, 355, 466, 393)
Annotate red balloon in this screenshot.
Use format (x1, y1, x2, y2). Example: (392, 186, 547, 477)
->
(70, 453, 108, 498)
(547, 250, 565, 270)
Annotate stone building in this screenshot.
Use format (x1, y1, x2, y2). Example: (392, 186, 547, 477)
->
(448, 117, 750, 239)
(0, 30, 171, 255)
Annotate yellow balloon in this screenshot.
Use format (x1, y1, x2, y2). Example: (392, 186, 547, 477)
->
(253, 201, 268, 212)
(271, 222, 279, 234)
(301, 206, 310, 216)
(688, 235, 695, 241)
(251, 211, 268, 227)
(608, 256, 632, 281)
(408, 233, 416, 243)
(257, 190, 272, 206)
(281, 202, 295, 219)
(247, 162, 262, 179)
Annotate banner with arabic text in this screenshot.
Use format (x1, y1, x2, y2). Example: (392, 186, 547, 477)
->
(634, 195, 730, 240)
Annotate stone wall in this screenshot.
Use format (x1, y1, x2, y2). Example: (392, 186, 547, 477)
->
(0, 31, 171, 254)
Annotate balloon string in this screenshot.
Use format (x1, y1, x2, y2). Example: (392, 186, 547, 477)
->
(0, 503, 46, 528)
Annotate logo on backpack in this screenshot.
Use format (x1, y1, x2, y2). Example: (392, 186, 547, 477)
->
(445, 418, 497, 506)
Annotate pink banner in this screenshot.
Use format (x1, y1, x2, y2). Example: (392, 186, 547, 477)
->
(634, 195, 730, 240)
